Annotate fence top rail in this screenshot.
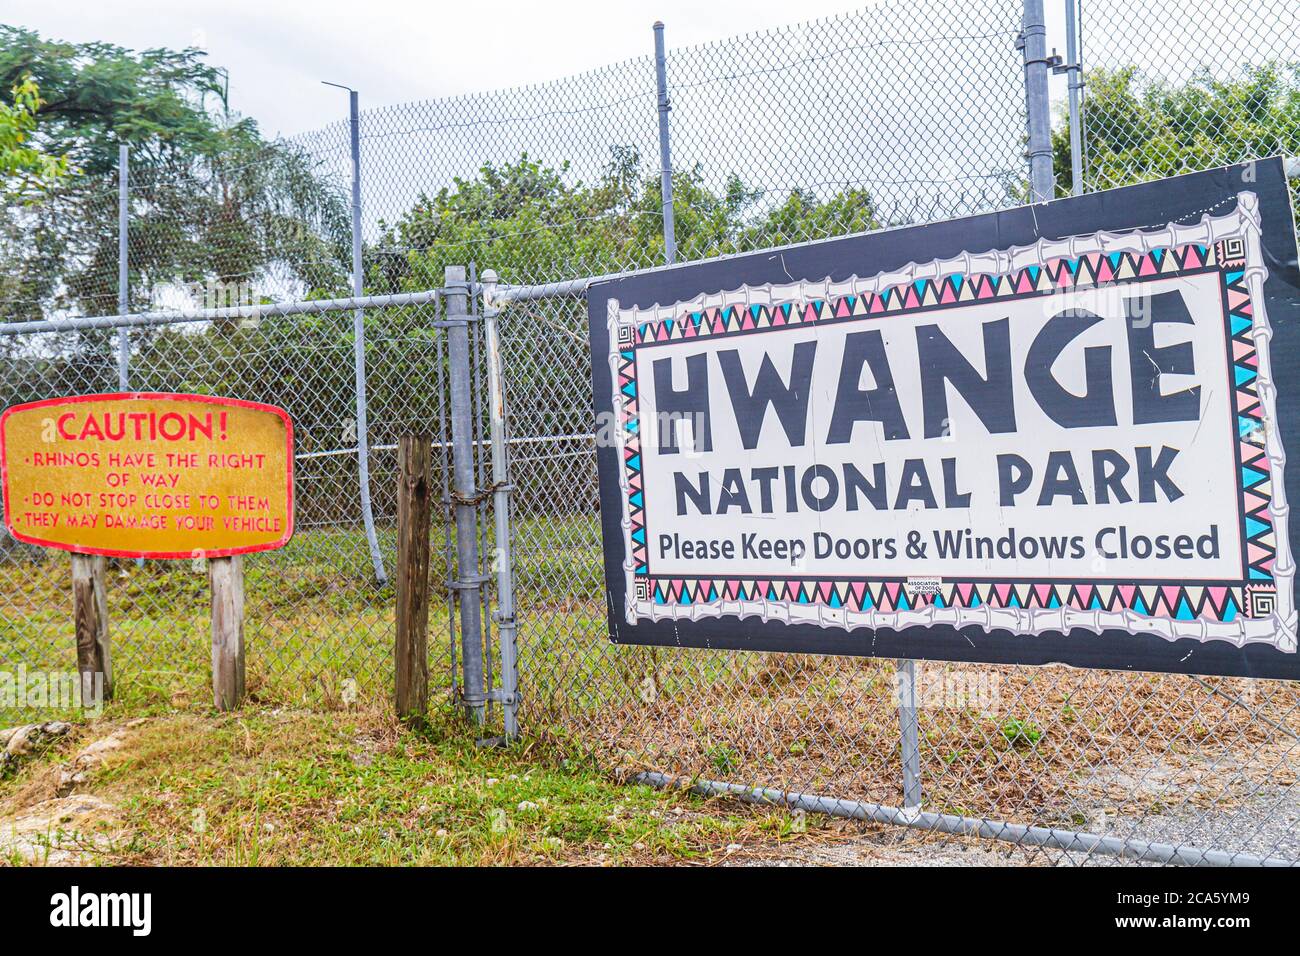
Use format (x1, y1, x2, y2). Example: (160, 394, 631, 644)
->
(0, 287, 451, 336)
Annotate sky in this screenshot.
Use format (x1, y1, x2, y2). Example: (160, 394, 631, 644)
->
(12, 0, 1266, 253)
(0, 0, 1056, 138)
(0, 0, 1090, 251)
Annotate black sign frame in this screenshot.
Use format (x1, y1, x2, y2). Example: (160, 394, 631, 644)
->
(588, 160, 1300, 679)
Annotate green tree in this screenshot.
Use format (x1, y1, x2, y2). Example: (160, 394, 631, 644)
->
(376, 149, 880, 452)
(385, 146, 879, 289)
(1052, 63, 1300, 204)
(0, 27, 350, 321)
(0, 75, 68, 319)
(0, 75, 67, 196)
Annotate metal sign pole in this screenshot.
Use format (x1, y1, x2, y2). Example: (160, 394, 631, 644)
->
(653, 21, 677, 265)
(897, 659, 922, 811)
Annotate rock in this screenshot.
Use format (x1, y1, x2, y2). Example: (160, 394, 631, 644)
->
(57, 769, 87, 791)
(56, 734, 125, 794)
(77, 736, 123, 761)
(5, 725, 36, 756)
(2, 721, 72, 760)
(0, 794, 121, 865)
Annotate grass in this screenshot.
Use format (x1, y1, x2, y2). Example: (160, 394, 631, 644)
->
(0, 522, 445, 717)
(999, 718, 1043, 749)
(4, 515, 1300, 843)
(0, 704, 814, 866)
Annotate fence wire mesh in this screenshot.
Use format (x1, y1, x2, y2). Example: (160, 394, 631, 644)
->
(0, 299, 463, 712)
(2, 0, 1300, 864)
(478, 0, 1300, 866)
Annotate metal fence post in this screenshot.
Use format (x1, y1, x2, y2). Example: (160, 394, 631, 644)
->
(481, 270, 519, 739)
(346, 88, 387, 585)
(446, 265, 486, 724)
(653, 21, 677, 265)
(119, 145, 143, 569)
(1062, 0, 1085, 196)
(117, 144, 129, 389)
(1019, 0, 1055, 202)
(897, 659, 922, 811)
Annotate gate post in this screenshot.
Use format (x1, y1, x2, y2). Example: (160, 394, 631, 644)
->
(446, 265, 486, 723)
(1019, 0, 1055, 202)
(481, 270, 519, 739)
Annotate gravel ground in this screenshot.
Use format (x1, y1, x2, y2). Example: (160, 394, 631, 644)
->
(728, 824, 1069, 866)
(1092, 785, 1300, 864)
(727, 753, 1300, 867)
(1067, 747, 1300, 864)
(729, 798, 1300, 867)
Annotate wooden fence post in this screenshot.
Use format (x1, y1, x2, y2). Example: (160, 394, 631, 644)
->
(395, 434, 432, 721)
(209, 555, 245, 710)
(71, 552, 112, 705)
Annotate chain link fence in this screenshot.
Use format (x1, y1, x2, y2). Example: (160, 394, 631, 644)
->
(3, 0, 1300, 863)
(0, 297, 466, 713)
(482, 0, 1300, 866)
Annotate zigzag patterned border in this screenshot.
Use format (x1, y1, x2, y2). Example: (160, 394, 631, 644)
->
(606, 196, 1296, 651)
(631, 242, 1213, 345)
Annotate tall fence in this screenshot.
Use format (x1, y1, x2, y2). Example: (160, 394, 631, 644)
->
(3, 0, 1300, 864)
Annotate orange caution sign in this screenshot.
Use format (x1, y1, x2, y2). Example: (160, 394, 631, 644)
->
(0, 393, 293, 558)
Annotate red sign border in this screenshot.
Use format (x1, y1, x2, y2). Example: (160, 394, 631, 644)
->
(0, 392, 295, 559)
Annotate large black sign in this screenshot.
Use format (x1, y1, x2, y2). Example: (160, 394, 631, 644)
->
(589, 160, 1300, 679)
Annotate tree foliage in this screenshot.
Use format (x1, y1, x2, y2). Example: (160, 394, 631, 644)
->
(1053, 63, 1300, 205)
(0, 75, 68, 196)
(382, 145, 881, 288)
(0, 27, 350, 321)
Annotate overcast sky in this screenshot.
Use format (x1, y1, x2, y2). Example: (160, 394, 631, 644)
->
(0, 0, 1019, 137)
